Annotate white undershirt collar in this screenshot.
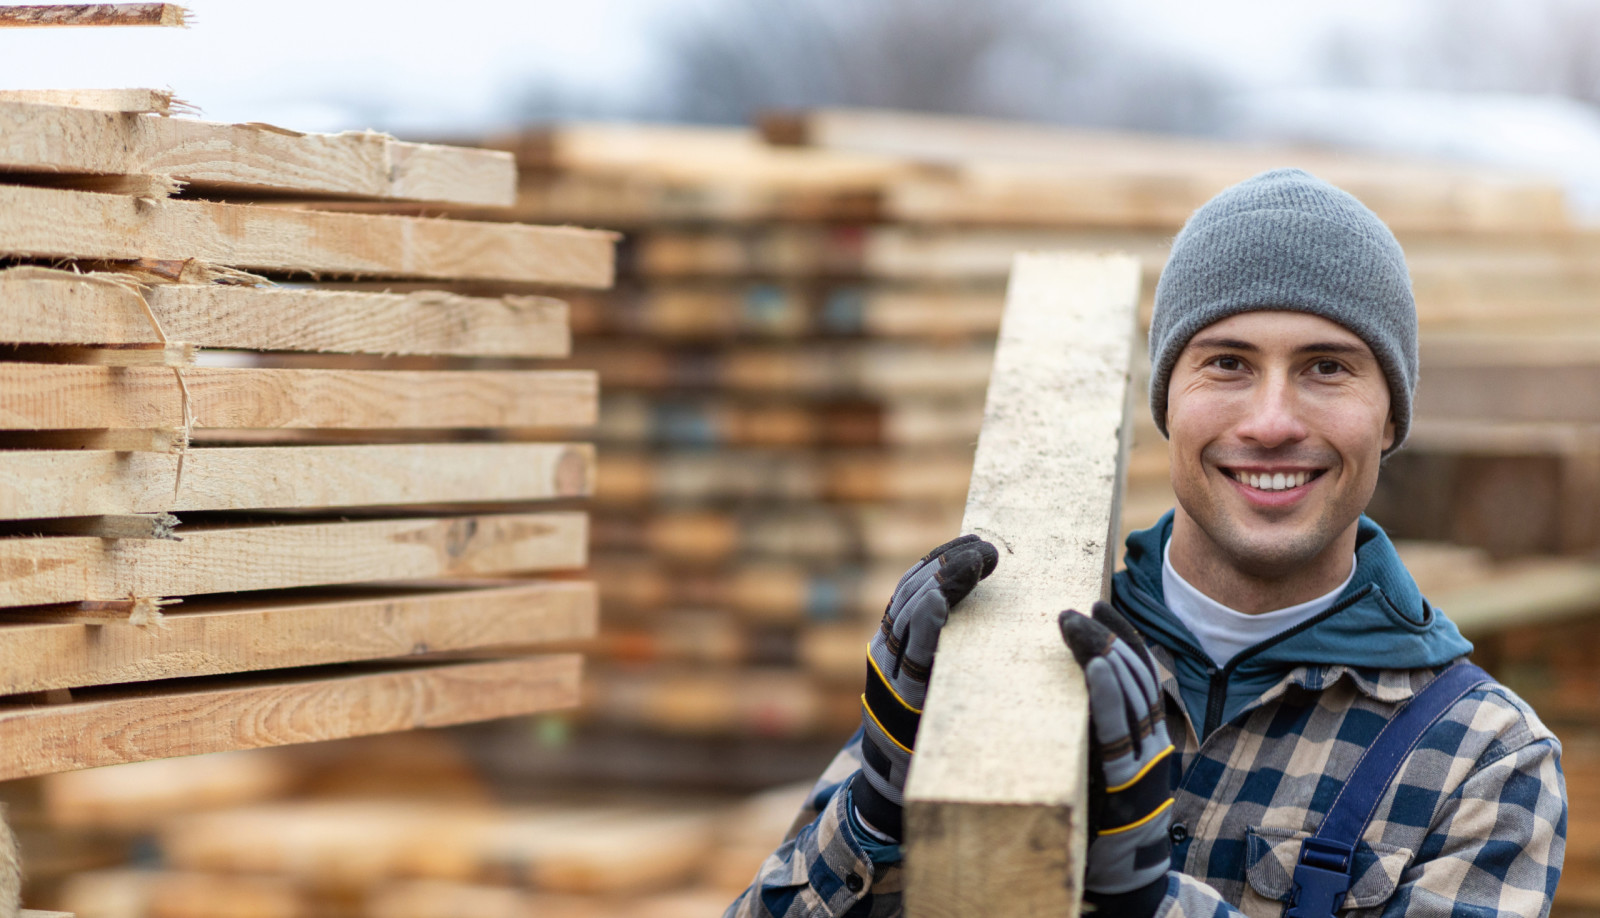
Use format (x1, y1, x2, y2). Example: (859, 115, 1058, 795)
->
(1161, 539, 1357, 668)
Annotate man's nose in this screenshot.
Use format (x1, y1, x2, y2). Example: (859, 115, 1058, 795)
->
(1235, 376, 1309, 448)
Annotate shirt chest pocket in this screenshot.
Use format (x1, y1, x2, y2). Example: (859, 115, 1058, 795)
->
(1242, 826, 1415, 918)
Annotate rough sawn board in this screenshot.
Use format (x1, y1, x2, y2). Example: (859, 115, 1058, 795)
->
(903, 252, 1139, 917)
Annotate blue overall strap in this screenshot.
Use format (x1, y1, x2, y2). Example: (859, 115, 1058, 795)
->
(1284, 661, 1493, 918)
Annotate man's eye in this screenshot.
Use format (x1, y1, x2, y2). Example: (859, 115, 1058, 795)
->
(1314, 359, 1344, 375)
(1213, 356, 1242, 371)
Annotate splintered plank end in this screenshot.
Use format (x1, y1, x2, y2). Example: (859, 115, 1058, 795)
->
(904, 252, 1141, 918)
(0, 87, 180, 113)
(0, 3, 186, 27)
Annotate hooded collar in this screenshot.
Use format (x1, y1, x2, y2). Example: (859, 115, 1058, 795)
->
(1113, 511, 1473, 733)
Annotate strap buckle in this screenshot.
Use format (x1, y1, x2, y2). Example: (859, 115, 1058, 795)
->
(1284, 837, 1353, 918)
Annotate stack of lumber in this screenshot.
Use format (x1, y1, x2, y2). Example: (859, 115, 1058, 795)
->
(0, 11, 615, 906)
(1, 737, 806, 918)
(416, 111, 1600, 747)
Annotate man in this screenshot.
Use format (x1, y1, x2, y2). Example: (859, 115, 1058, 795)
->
(725, 169, 1567, 918)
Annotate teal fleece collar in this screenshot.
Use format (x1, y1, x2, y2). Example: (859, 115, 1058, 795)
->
(1111, 511, 1473, 735)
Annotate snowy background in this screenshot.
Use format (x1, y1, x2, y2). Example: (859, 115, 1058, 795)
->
(4, 0, 1600, 219)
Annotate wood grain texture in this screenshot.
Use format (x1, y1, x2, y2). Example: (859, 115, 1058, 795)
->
(0, 185, 614, 285)
(0, 364, 596, 430)
(0, 87, 176, 112)
(0, 442, 593, 519)
(0, 580, 597, 693)
(0, 101, 513, 205)
(904, 253, 1140, 918)
(0, 655, 582, 780)
(0, 512, 587, 606)
(0, 3, 183, 27)
(0, 268, 570, 356)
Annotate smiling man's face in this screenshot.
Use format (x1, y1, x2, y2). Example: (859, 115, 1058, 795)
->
(1165, 310, 1394, 605)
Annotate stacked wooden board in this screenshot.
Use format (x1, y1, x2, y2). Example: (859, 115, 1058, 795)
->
(0, 53, 615, 915)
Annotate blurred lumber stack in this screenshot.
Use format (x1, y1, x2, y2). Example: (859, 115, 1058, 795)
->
(340, 109, 1600, 905)
(0, 69, 615, 910)
(0, 739, 806, 917)
(440, 110, 1600, 749)
(1457, 560, 1600, 918)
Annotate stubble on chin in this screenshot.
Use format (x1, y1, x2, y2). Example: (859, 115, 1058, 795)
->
(1174, 460, 1359, 584)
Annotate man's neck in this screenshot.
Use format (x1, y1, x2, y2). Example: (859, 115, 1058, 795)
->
(1167, 511, 1359, 614)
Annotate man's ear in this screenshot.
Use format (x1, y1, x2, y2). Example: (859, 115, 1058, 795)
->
(1381, 412, 1396, 452)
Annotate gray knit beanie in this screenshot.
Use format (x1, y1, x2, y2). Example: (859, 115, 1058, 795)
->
(1149, 168, 1418, 457)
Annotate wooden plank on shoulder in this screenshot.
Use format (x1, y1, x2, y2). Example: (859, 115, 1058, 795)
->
(0, 442, 593, 519)
(0, 655, 581, 780)
(904, 252, 1140, 918)
(0, 579, 597, 694)
(0, 268, 570, 356)
(0, 3, 184, 27)
(0, 512, 587, 606)
(0, 102, 515, 205)
(0, 364, 596, 430)
(0, 185, 614, 285)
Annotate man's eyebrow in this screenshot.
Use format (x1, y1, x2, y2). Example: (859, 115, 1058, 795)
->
(1187, 337, 1370, 357)
(1294, 341, 1369, 357)
(1188, 336, 1257, 352)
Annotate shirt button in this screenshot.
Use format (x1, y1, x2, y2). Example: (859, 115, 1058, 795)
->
(1169, 823, 1189, 844)
(846, 873, 865, 893)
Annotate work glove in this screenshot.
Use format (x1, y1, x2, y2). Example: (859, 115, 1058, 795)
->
(850, 534, 999, 841)
(1060, 601, 1175, 917)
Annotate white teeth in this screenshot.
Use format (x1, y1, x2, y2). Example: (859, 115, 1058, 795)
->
(1234, 470, 1315, 491)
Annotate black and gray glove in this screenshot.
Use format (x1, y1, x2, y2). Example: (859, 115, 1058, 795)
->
(1060, 601, 1175, 917)
(851, 534, 999, 841)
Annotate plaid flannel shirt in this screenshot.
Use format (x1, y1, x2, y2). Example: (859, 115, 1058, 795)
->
(724, 646, 1566, 918)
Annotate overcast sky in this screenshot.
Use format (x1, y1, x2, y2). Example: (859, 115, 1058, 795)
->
(0, 0, 667, 132)
(0, 0, 1419, 134)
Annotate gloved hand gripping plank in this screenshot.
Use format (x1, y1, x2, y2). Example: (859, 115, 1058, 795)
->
(902, 252, 1141, 918)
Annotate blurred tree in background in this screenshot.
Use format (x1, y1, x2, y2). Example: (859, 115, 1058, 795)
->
(1320, 0, 1600, 105)
(516, 0, 1225, 133)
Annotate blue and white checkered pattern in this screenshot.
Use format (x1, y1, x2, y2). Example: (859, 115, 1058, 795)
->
(723, 650, 1566, 918)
